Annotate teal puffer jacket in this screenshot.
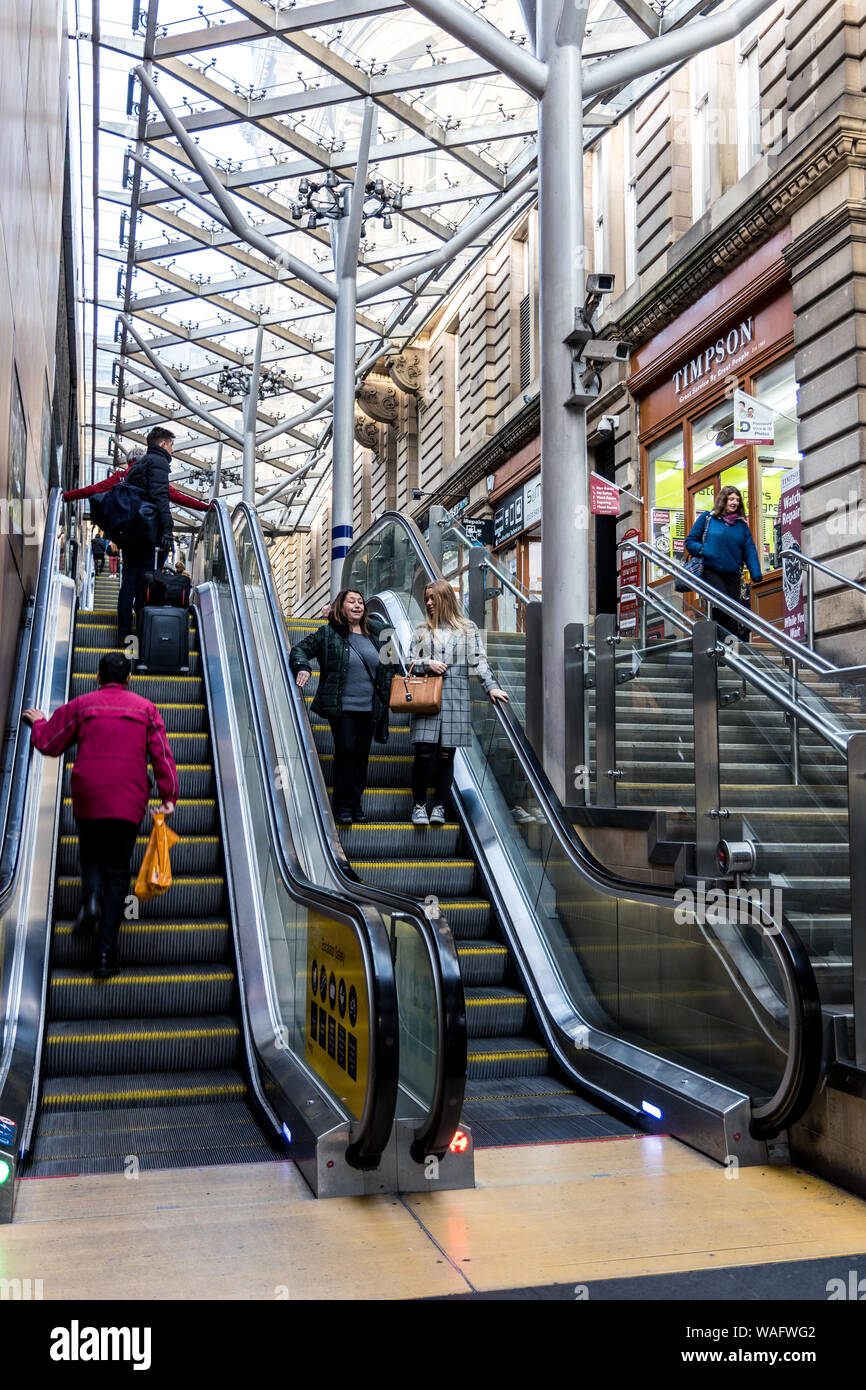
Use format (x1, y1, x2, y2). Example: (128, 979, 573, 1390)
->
(289, 617, 394, 736)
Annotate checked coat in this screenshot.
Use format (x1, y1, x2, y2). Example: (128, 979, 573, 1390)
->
(406, 622, 497, 748)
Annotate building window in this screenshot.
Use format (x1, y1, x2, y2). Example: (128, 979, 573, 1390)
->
(753, 355, 800, 571)
(737, 31, 761, 176)
(691, 52, 712, 221)
(517, 236, 532, 391)
(647, 428, 686, 580)
(592, 141, 609, 276)
(624, 112, 638, 286)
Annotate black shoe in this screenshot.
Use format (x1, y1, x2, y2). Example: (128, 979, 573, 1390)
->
(93, 949, 119, 980)
(74, 894, 102, 937)
(352, 807, 367, 823)
(336, 809, 353, 825)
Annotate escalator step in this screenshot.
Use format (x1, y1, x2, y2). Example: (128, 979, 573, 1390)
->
(75, 648, 201, 677)
(39, 1068, 250, 1110)
(59, 798, 218, 838)
(353, 859, 476, 896)
(54, 875, 225, 918)
(437, 900, 491, 937)
(58, 835, 221, 877)
(319, 754, 411, 787)
(466, 1037, 549, 1079)
(42, 1016, 242, 1077)
(337, 823, 461, 858)
(71, 673, 204, 703)
(464, 988, 528, 1038)
(74, 622, 195, 650)
(456, 942, 508, 984)
(51, 919, 231, 967)
(48, 964, 236, 1020)
(63, 763, 214, 800)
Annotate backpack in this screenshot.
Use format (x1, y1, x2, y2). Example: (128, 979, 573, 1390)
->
(89, 463, 158, 548)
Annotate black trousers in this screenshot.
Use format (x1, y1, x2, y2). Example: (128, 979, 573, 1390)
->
(93, 554, 105, 574)
(328, 712, 374, 815)
(702, 565, 747, 638)
(76, 817, 139, 955)
(411, 740, 456, 807)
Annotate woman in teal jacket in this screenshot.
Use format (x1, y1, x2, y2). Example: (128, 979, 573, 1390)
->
(685, 486, 762, 637)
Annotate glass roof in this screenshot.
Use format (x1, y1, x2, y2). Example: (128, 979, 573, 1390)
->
(70, 0, 739, 526)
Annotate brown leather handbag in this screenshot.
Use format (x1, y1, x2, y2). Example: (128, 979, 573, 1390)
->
(389, 663, 443, 715)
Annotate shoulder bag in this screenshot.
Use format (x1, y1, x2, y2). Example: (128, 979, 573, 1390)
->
(675, 511, 712, 593)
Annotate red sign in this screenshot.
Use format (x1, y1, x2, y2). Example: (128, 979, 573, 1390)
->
(449, 1129, 470, 1154)
(590, 472, 620, 516)
(619, 527, 641, 636)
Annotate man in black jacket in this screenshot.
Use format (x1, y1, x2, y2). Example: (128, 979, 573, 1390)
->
(118, 428, 175, 640)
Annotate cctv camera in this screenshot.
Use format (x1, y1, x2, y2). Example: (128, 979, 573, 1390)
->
(598, 414, 619, 435)
(585, 272, 615, 296)
(486, 474, 496, 492)
(585, 338, 631, 363)
(411, 487, 422, 500)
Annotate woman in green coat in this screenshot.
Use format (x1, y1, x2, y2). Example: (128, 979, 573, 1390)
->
(289, 589, 392, 824)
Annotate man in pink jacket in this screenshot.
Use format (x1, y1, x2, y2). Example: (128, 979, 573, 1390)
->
(23, 652, 179, 978)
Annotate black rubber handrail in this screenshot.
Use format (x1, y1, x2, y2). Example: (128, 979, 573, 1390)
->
(201, 502, 399, 1169)
(0, 488, 65, 913)
(233, 502, 466, 1161)
(347, 509, 824, 1139)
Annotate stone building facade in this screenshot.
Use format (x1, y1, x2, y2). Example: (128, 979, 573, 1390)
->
(284, 0, 866, 663)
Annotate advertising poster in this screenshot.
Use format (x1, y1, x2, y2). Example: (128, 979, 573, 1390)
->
(779, 466, 804, 642)
(306, 912, 369, 1119)
(733, 388, 775, 444)
(618, 526, 640, 637)
(590, 472, 620, 516)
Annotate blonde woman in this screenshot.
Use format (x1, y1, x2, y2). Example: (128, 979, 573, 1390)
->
(407, 580, 508, 826)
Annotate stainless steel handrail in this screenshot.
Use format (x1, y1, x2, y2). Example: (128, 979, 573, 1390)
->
(620, 537, 837, 676)
(442, 524, 539, 606)
(785, 544, 866, 599)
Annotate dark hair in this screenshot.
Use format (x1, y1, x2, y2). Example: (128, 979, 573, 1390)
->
(330, 589, 369, 635)
(98, 652, 131, 685)
(147, 427, 175, 450)
(711, 485, 746, 520)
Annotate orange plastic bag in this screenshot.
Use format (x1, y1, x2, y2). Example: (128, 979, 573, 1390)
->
(133, 813, 179, 901)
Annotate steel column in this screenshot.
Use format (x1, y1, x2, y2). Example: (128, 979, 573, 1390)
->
(593, 613, 618, 807)
(525, 599, 544, 760)
(563, 620, 587, 807)
(427, 504, 450, 572)
(539, 0, 589, 802)
(467, 544, 485, 630)
(848, 733, 866, 1066)
(210, 442, 223, 501)
(693, 619, 724, 879)
(243, 324, 264, 507)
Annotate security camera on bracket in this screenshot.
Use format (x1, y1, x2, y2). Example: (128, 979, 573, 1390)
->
(565, 272, 631, 407)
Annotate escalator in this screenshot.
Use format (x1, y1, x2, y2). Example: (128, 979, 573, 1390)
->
(0, 491, 435, 1216)
(24, 576, 284, 1176)
(284, 614, 628, 1146)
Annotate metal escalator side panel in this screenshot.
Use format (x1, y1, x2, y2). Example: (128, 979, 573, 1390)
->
(231, 502, 469, 1172)
(0, 573, 76, 1221)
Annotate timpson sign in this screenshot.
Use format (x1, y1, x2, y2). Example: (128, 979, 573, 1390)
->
(671, 317, 765, 405)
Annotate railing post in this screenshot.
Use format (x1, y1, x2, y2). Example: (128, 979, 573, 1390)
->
(638, 551, 647, 649)
(789, 655, 801, 787)
(594, 612, 620, 807)
(848, 733, 866, 1065)
(525, 599, 543, 761)
(428, 504, 449, 572)
(693, 619, 724, 879)
(564, 621, 587, 807)
(806, 563, 815, 648)
(467, 543, 485, 630)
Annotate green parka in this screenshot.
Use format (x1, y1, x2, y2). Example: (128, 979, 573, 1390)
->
(289, 616, 394, 740)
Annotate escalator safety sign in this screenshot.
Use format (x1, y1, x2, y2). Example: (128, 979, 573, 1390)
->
(306, 913, 368, 1119)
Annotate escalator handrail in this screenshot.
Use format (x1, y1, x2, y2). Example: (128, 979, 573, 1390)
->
(233, 501, 467, 1161)
(346, 508, 824, 1137)
(0, 488, 65, 913)
(200, 502, 400, 1169)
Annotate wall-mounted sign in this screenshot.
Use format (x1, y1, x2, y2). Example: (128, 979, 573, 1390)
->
(618, 527, 641, 636)
(462, 517, 494, 546)
(523, 475, 542, 529)
(671, 317, 761, 406)
(590, 473, 620, 516)
(733, 388, 775, 443)
(493, 483, 524, 547)
(306, 912, 368, 1119)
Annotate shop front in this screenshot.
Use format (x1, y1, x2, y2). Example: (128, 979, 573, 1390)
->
(628, 229, 799, 630)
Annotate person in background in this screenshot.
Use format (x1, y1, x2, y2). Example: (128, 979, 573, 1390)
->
(108, 540, 119, 576)
(290, 589, 392, 824)
(115, 428, 177, 641)
(91, 529, 106, 575)
(407, 580, 508, 826)
(175, 556, 191, 580)
(22, 651, 178, 979)
(684, 485, 762, 641)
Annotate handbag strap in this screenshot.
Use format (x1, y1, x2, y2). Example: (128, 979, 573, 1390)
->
(348, 633, 381, 687)
(702, 511, 712, 542)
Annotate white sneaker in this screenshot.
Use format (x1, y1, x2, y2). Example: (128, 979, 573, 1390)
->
(429, 804, 446, 825)
(411, 805, 429, 826)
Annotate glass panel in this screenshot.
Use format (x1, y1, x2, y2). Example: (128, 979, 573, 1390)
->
(691, 400, 741, 473)
(647, 429, 685, 581)
(612, 635, 696, 812)
(753, 356, 801, 574)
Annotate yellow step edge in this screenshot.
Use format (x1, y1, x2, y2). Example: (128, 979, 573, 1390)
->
(467, 1048, 547, 1061)
(339, 822, 459, 830)
(55, 921, 228, 934)
(52, 971, 234, 987)
(457, 946, 507, 954)
(353, 860, 474, 868)
(46, 1026, 238, 1044)
(466, 995, 526, 1007)
(60, 835, 219, 845)
(43, 1084, 245, 1105)
(57, 875, 224, 886)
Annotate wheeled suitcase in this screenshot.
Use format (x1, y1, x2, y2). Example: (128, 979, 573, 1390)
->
(142, 568, 191, 608)
(136, 605, 190, 673)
